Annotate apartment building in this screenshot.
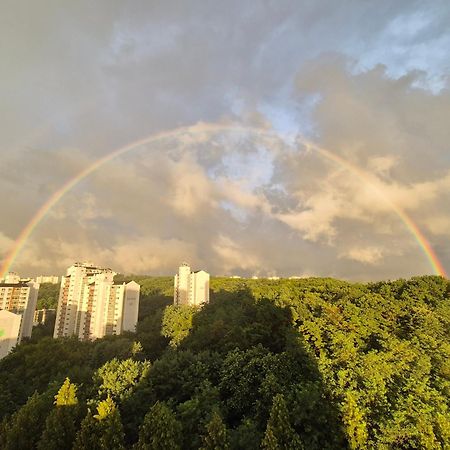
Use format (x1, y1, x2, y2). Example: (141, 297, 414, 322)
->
(54, 262, 140, 341)
(0, 273, 40, 358)
(174, 262, 210, 307)
(0, 310, 22, 359)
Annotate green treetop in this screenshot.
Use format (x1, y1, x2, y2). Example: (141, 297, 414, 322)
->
(262, 394, 303, 450)
(54, 377, 78, 406)
(136, 401, 182, 450)
(200, 410, 230, 450)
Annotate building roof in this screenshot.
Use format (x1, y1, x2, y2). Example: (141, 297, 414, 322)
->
(0, 309, 22, 318)
(0, 283, 30, 288)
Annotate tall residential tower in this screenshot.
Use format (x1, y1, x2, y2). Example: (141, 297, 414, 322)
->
(174, 262, 210, 307)
(53, 262, 140, 341)
(0, 272, 39, 358)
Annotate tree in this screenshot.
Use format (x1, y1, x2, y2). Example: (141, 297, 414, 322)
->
(55, 377, 78, 406)
(262, 394, 303, 450)
(95, 358, 150, 401)
(36, 283, 60, 309)
(177, 381, 222, 449)
(135, 401, 182, 450)
(0, 416, 11, 449)
(341, 392, 368, 450)
(38, 406, 81, 450)
(74, 396, 125, 450)
(73, 410, 100, 450)
(2, 391, 53, 450)
(161, 305, 196, 347)
(132, 341, 144, 358)
(229, 418, 262, 450)
(200, 410, 229, 450)
(37, 378, 81, 450)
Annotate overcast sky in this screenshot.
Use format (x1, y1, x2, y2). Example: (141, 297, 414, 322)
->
(1, 0, 449, 279)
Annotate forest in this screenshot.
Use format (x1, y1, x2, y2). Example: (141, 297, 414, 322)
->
(0, 275, 449, 449)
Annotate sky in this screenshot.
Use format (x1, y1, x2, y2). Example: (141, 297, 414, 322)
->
(1, 0, 449, 279)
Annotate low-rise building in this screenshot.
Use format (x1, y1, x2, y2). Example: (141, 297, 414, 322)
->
(33, 308, 56, 326)
(35, 275, 59, 284)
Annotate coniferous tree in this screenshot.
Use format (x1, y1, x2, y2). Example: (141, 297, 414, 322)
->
(2, 391, 54, 450)
(200, 410, 230, 450)
(73, 410, 99, 450)
(261, 394, 303, 450)
(0, 416, 10, 449)
(55, 377, 78, 406)
(74, 396, 125, 450)
(37, 378, 81, 450)
(135, 401, 182, 450)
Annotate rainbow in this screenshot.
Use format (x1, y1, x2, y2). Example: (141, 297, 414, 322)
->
(311, 144, 447, 278)
(0, 122, 446, 278)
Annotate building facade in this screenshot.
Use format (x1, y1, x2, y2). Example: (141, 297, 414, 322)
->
(174, 263, 210, 307)
(35, 275, 59, 284)
(33, 308, 56, 326)
(0, 273, 40, 358)
(53, 262, 140, 341)
(0, 310, 22, 359)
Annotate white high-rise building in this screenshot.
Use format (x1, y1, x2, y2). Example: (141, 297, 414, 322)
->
(53, 262, 140, 341)
(174, 263, 210, 307)
(0, 273, 40, 358)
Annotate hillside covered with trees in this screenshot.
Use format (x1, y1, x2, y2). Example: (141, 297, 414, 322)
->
(0, 275, 449, 449)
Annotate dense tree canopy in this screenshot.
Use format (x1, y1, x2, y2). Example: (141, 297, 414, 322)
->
(36, 283, 60, 310)
(0, 275, 449, 448)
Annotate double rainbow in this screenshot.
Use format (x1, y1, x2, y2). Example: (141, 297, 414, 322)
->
(0, 122, 446, 278)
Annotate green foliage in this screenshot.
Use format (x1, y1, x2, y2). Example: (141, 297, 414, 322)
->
(74, 397, 125, 449)
(36, 283, 60, 309)
(135, 401, 182, 450)
(55, 377, 78, 406)
(132, 341, 144, 357)
(177, 381, 222, 449)
(182, 295, 292, 353)
(161, 305, 196, 347)
(0, 275, 449, 448)
(95, 396, 118, 420)
(229, 418, 261, 450)
(73, 411, 100, 450)
(37, 378, 81, 449)
(2, 391, 54, 450)
(200, 410, 230, 450)
(37, 402, 83, 450)
(261, 394, 303, 450)
(95, 358, 150, 401)
(341, 391, 368, 449)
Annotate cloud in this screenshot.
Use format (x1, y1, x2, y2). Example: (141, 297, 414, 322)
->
(339, 246, 384, 265)
(0, 233, 14, 267)
(1, 2, 449, 280)
(167, 154, 217, 217)
(106, 238, 199, 274)
(212, 235, 261, 274)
